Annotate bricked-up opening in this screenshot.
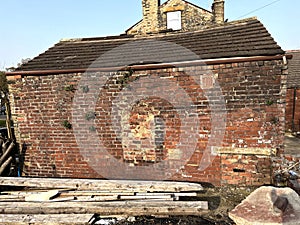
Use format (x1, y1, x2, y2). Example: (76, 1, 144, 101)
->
(154, 116, 165, 158)
(167, 11, 182, 30)
(125, 97, 181, 165)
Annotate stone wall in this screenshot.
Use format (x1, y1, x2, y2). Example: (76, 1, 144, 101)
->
(8, 58, 286, 186)
(285, 88, 300, 132)
(160, 0, 213, 32)
(141, 0, 160, 34)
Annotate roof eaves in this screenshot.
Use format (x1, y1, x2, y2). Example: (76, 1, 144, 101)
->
(6, 54, 291, 77)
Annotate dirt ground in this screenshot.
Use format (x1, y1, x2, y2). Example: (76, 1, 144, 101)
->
(284, 133, 300, 156)
(115, 216, 216, 225)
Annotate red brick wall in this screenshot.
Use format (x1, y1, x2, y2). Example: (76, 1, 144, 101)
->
(221, 155, 272, 186)
(286, 88, 300, 132)
(8, 59, 286, 186)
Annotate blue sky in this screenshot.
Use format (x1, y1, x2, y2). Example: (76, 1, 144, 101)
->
(0, 0, 299, 70)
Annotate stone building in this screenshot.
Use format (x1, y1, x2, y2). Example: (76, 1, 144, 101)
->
(126, 0, 224, 35)
(6, 0, 290, 186)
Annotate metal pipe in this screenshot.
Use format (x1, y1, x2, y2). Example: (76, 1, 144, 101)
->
(5, 54, 293, 77)
(292, 87, 297, 132)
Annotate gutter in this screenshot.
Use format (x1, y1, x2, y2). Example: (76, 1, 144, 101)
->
(6, 54, 292, 77)
(292, 87, 297, 132)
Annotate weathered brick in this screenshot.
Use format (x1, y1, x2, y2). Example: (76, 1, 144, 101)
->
(8, 60, 286, 186)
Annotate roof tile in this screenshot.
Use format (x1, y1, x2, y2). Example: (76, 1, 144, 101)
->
(287, 50, 300, 88)
(17, 18, 284, 72)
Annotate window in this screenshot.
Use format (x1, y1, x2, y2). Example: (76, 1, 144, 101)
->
(167, 11, 182, 30)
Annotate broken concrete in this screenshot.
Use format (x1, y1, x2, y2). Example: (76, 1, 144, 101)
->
(229, 186, 300, 225)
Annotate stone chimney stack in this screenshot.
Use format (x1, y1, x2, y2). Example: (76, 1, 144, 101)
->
(212, 0, 225, 24)
(142, 0, 160, 33)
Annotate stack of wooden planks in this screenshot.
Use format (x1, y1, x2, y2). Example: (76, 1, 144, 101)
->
(0, 177, 209, 224)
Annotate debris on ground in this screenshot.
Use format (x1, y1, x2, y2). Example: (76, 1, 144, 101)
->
(273, 161, 300, 194)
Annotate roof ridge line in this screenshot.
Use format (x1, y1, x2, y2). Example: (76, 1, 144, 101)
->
(60, 38, 83, 42)
(58, 17, 260, 44)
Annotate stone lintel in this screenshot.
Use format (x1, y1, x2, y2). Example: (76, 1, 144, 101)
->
(214, 147, 275, 156)
(163, 6, 185, 13)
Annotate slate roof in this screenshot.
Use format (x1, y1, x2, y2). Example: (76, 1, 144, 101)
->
(17, 17, 284, 72)
(287, 50, 300, 88)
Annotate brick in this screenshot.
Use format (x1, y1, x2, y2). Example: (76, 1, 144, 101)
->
(8, 60, 285, 187)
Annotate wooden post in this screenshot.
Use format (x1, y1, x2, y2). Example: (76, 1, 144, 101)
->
(0, 142, 14, 165)
(0, 156, 12, 175)
(4, 101, 13, 141)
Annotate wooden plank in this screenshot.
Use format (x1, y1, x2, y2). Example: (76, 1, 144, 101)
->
(47, 197, 77, 202)
(0, 177, 204, 192)
(127, 198, 176, 202)
(0, 195, 175, 203)
(1, 189, 74, 197)
(25, 190, 59, 202)
(0, 201, 209, 216)
(73, 195, 119, 202)
(0, 191, 197, 202)
(1, 191, 46, 195)
(0, 197, 24, 202)
(119, 195, 174, 200)
(60, 191, 135, 196)
(135, 192, 198, 197)
(0, 214, 93, 225)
